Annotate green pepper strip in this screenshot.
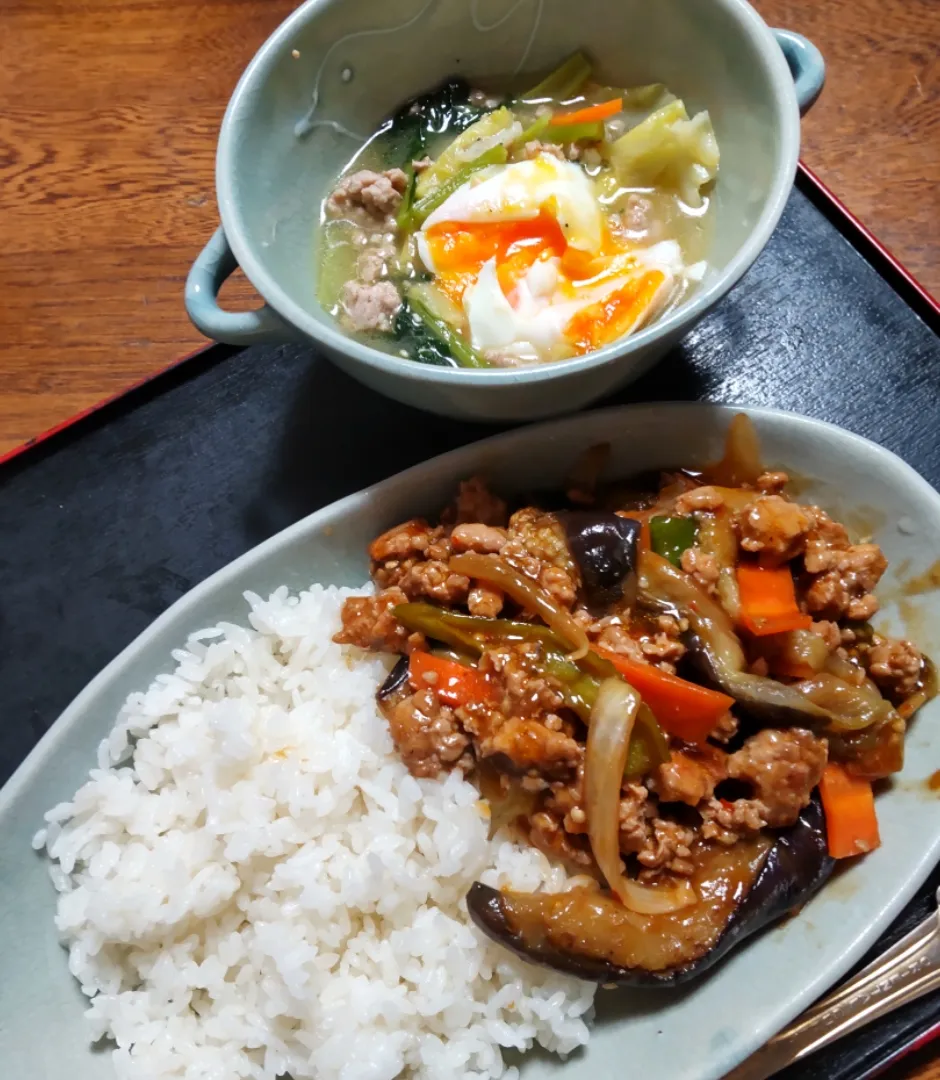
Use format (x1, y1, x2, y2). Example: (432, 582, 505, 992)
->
(520, 51, 593, 102)
(541, 120, 605, 144)
(649, 515, 698, 567)
(403, 288, 489, 369)
(394, 603, 670, 777)
(406, 144, 508, 229)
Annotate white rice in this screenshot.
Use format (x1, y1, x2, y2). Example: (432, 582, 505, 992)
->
(36, 584, 595, 1079)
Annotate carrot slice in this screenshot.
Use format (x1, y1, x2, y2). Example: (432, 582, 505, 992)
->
(819, 762, 881, 859)
(549, 97, 623, 126)
(408, 651, 493, 707)
(737, 562, 812, 636)
(596, 647, 735, 744)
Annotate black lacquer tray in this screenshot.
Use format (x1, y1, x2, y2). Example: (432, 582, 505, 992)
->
(1, 165, 938, 1079)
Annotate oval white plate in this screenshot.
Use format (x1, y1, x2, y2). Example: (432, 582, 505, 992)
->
(2, 403, 939, 1080)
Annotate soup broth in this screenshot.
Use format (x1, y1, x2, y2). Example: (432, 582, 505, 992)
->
(317, 52, 718, 369)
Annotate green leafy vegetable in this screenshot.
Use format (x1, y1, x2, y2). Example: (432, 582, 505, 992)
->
(403, 286, 488, 368)
(515, 113, 553, 144)
(520, 51, 593, 102)
(542, 120, 605, 144)
(407, 144, 508, 228)
(393, 302, 459, 368)
(415, 107, 516, 200)
(384, 77, 486, 170)
(608, 98, 719, 207)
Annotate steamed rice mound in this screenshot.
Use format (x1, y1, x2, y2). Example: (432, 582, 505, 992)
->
(35, 584, 595, 1080)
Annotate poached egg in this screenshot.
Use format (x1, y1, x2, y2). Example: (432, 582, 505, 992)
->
(416, 153, 687, 361)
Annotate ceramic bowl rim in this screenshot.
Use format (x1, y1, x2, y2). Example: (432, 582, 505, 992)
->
(214, 0, 801, 387)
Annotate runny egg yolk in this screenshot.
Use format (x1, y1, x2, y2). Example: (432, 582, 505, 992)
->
(416, 154, 678, 358)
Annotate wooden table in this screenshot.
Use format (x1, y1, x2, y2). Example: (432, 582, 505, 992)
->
(1, 2, 939, 1073)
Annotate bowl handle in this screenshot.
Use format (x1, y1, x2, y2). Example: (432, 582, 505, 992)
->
(773, 29, 826, 115)
(185, 226, 301, 345)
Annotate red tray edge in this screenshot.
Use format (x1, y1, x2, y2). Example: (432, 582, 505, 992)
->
(3, 163, 937, 473)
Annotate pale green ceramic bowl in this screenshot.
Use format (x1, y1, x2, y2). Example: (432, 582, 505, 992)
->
(186, 0, 824, 421)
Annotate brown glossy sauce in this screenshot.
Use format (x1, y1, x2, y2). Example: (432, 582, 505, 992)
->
(501, 837, 772, 972)
(901, 560, 940, 597)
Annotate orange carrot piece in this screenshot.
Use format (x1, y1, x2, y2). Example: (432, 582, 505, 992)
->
(596, 647, 735, 744)
(737, 562, 812, 637)
(819, 763, 881, 859)
(408, 651, 493, 707)
(549, 97, 623, 126)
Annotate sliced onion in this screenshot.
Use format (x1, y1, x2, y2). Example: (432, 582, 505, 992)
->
(586, 678, 696, 914)
(793, 672, 893, 732)
(703, 413, 764, 487)
(449, 552, 591, 659)
(696, 508, 741, 620)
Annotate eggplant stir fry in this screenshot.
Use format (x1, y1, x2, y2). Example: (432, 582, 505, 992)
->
(335, 416, 934, 985)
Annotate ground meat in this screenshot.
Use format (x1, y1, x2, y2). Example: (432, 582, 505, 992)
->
(675, 486, 725, 514)
(326, 168, 408, 225)
(340, 280, 401, 333)
(523, 140, 566, 161)
(651, 749, 727, 806)
(467, 582, 504, 617)
(700, 797, 767, 845)
(726, 727, 828, 828)
(356, 250, 387, 284)
(590, 619, 647, 663)
(867, 638, 924, 700)
(708, 711, 740, 744)
(638, 632, 686, 672)
(735, 495, 812, 561)
(448, 477, 508, 527)
(802, 508, 851, 572)
(369, 518, 437, 563)
(369, 520, 470, 605)
(479, 716, 583, 775)
(461, 643, 582, 776)
(618, 193, 654, 236)
(450, 523, 507, 554)
(680, 546, 719, 590)
(803, 542, 888, 621)
(618, 782, 656, 853)
(386, 686, 470, 777)
(501, 507, 580, 607)
(412, 156, 432, 173)
(755, 470, 790, 494)
(396, 561, 470, 605)
(527, 810, 595, 869)
(636, 818, 696, 877)
(334, 587, 419, 653)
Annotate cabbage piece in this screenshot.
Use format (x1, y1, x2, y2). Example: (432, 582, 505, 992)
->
(416, 107, 517, 199)
(607, 99, 719, 208)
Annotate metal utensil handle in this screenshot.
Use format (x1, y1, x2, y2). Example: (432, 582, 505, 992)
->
(724, 890, 940, 1080)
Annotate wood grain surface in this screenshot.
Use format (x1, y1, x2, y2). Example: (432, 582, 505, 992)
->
(0, 3, 939, 1072)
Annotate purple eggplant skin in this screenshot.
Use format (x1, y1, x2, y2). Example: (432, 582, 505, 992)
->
(377, 655, 410, 701)
(682, 630, 833, 729)
(467, 796, 835, 987)
(558, 511, 641, 615)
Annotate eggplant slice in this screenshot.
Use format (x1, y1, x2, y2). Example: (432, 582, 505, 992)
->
(558, 511, 640, 615)
(467, 797, 834, 986)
